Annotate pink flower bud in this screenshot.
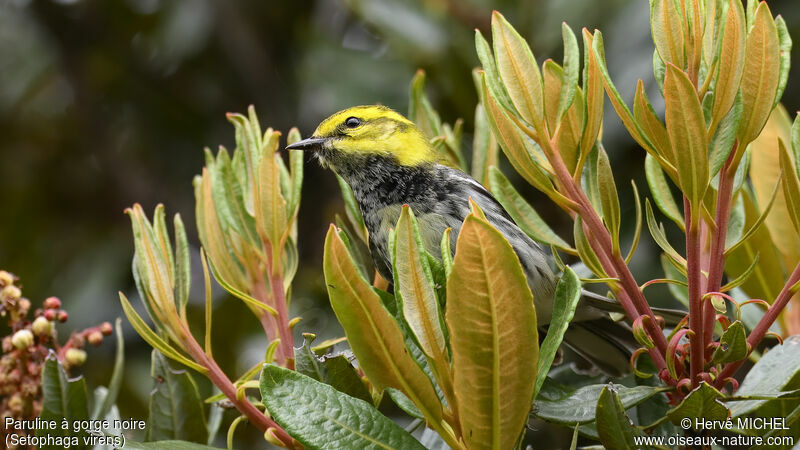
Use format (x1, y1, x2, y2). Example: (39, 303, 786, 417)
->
(43, 297, 61, 309)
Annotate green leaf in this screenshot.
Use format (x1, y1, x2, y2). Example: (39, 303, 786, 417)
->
(393, 206, 446, 364)
(574, 217, 607, 278)
(446, 211, 538, 450)
(173, 214, 191, 321)
(592, 32, 668, 175)
(387, 388, 425, 419)
(558, 22, 579, 122)
(260, 364, 425, 450)
(392, 206, 453, 406)
(492, 11, 545, 134)
(596, 385, 638, 450)
(534, 382, 667, 424)
(650, 0, 685, 68)
(580, 29, 604, 163)
(645, 200, 687, 269)
(92, 318, 125, 420)
(644, 155, 686, 230)
(323, 226, 443, 424)
(732, 336, 800, 417)
(773, 16, 792, 109)
(780, 140, 800, 236)
(323, 354, 374, 405)
(666, 382, 729, 427)
(475, 30, 515, 113)
(471, 102, 499, 186)
(535, 267, 581, 398)
(634, 79, 671, 165)
(408, 69, 443, 140)
(489, 167, 574, 252)
(710, 320, 748, 364)
(119, 292, 207, 374)
(709, 92, 743, 178)
(664, 63, 709, 217)
(146, 351, 208, 443)
(710, 0, 746, 134)
(597, 147, 621, 254)
(737, 2, 781, 146)
(294, 333, 325, 381)
(37, 353, 90, 448)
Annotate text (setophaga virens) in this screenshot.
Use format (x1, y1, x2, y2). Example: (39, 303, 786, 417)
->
(288, 105, 635, 375)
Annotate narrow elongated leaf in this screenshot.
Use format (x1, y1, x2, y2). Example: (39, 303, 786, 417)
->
(92, 318, 125, 420)
(651, 0, 686, 68)
(475, 30, 515, 113)
(37, 353, 90, 448)
(543, 60, 564, 137)
(535, 267, 581, 397)
(471, 102, 499, 186)
(597, 147, 621, 254)
(489, 167, 574, 252)
(781, 142, 800, 238)
(574, 217, 607, 278)
(147, 351, 207, 443)
(773, 16, 792, 109)
(710, 0, 746, 133)
(392, 206, 453, 405)
(323, 226, 443, 423)
(645, 200, 687, 268)
(534, 382, 667, 424)
(664, 63, 709, 216)
(119, 292, 207, 374)
(558, 23, 580, 122)
(709, 92, 743, 177)
(447, 212, 538, 450)
(257, 133, 287, 258)
(737, 2, 781, 146)
(596, 385, 638, 449)
(580, 29, 603, 162)
(482, 77, 572, 211)
(593, 32, 675, 177)
(492, 11, 545, 134)
(260, 364, 425, 450)
(409, 70, 443, 139)
(173, 214, 191, 320)
(634, 79, 671, 164)
(645, 154, 685, 230)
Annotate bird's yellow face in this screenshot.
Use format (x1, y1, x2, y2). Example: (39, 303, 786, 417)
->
(286, 105, 438, 167)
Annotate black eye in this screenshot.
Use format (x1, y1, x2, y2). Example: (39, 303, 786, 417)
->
(345, 117, 362, 128)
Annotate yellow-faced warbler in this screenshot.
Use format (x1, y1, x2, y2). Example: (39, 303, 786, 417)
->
(288, 105, 648, 376)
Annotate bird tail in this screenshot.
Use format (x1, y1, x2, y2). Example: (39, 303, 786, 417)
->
(561, 317, 638, 377)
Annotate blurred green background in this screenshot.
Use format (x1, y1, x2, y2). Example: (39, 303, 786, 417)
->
(1, 0, 798, 447)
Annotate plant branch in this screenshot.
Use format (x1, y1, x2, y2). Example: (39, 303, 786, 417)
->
(684, 197, 706, 389)
(180, 323, 298, 448)
(714, 261, 800, 389)
(543, 137, 671, 374)
(704, 148, 737, 350)
(265, 241, 295, 370)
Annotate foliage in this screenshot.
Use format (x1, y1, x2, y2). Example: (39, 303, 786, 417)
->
(108, 1, 800, 449)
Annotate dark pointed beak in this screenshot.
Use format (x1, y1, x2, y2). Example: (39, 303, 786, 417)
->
(285, 137, 327, 151)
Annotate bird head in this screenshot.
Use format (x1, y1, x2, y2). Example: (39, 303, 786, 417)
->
(285, 105, 438, 169)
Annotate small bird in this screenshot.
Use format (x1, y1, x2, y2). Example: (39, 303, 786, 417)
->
(288, 105, 635, 376)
